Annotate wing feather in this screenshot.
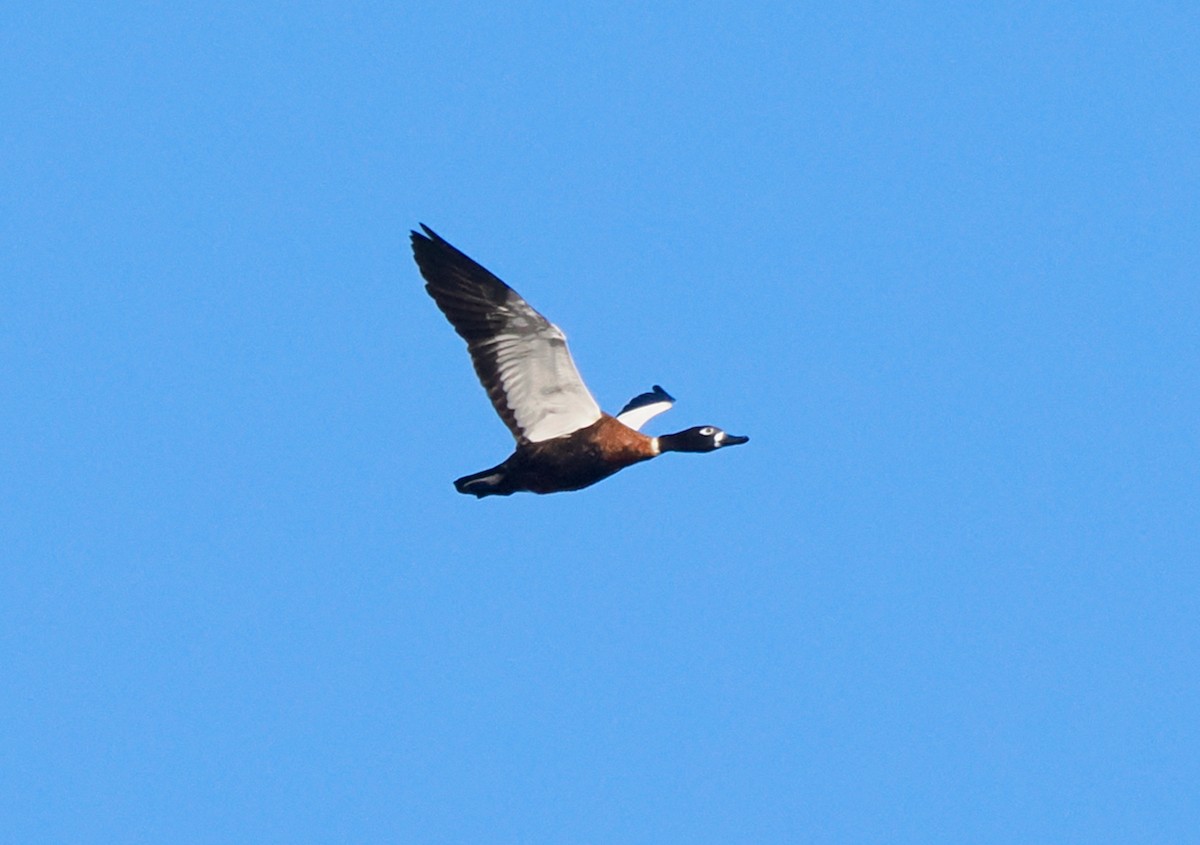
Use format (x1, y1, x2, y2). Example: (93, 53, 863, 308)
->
(615, 385, 675, 430)
(411, 225, 602, 442)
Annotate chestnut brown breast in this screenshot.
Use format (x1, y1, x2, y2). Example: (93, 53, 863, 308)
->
(510, 415, 658, 493)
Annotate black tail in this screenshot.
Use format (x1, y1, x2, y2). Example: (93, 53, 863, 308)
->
(454, 464, 516, 498)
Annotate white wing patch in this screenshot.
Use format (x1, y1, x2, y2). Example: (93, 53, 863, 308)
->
(615, 385, 675, 431)
(481, 324, 602, 442)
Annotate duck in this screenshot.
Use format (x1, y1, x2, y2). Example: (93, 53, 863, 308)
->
(410, 224, 748, 497)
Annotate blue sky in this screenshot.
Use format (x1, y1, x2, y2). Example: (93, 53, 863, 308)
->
(3, 2, 1198, 842)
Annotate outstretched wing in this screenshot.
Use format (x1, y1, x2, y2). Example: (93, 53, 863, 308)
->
(411, 225, 602, 443)
(615, 385, 675, 431)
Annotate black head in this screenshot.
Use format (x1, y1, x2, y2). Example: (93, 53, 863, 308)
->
(657, 426, 750, 454)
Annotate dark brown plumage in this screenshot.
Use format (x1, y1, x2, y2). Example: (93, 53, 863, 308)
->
(453, 415, 657, 496)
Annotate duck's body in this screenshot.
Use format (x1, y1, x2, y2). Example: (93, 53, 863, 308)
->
(454, 414, 657, 496)
(411, 225, 747, 498)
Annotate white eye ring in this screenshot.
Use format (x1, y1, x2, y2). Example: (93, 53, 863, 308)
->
(699, 426, 716, 436)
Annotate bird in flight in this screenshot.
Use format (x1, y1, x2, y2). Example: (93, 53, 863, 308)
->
(411, 225, 748, 497)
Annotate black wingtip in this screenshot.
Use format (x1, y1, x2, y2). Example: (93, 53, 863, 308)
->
(618, 385, 677, 416)
(410, 223, 441, 244)
(410, 225, 453, 269)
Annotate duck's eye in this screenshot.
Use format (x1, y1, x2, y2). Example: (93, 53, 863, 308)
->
(699, 427, 716, 436)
